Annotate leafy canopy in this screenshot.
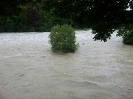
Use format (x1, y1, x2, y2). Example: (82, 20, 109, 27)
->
(43, 0, 133, 41)
(1, 0, 133, 41)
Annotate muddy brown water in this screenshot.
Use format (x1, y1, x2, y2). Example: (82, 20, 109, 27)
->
(0, 30, 133, 99)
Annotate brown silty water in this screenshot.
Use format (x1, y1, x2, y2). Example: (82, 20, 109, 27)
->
(0, 30, 133, 99)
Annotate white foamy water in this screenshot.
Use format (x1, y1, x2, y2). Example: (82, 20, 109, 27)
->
(0, 30, 133, 99)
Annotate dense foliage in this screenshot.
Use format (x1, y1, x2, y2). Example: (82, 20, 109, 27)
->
(117, 24, 133, 45)
(49, 24, 79, 53)
(0, 2, 79, 32)
(43, 0, 133, 41)
(0, 4, 54, 32)
(0, 0, 133, 44)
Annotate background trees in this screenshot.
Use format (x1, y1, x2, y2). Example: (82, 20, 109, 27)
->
(0, 0, 133, 43)
(0, 2, 73, 32)
(43, 0, 133, 41)
(0, 0, 40, 18)
(0, 3, 53, 32)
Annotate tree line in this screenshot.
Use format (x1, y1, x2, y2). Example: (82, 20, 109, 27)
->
(0, 0, 133, 44)
(0, 3, 77, 32)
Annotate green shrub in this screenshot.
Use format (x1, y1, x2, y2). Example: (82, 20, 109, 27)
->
(123, 31, 133, 45)
(49, 24, 79, 53)
(117, 25, 133, 45)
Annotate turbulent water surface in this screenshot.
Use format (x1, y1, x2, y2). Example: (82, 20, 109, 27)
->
(0, 30, 133, 99)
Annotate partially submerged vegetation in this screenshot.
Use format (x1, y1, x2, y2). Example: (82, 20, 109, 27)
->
(117, 24, 133, 45)
(49, 24, 79, 53)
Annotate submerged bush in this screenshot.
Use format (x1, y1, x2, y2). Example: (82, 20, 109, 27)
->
(49, 24, 79, 53)
(117, 25, 133, 45)
(123, 32, 133, 45)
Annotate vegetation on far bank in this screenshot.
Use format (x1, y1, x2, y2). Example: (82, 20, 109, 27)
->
(0, 0, 133, 45)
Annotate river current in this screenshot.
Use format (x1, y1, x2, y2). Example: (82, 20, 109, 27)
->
(0, 30, 133, 99)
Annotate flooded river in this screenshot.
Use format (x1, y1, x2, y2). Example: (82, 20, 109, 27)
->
(0, 30, 133, 99)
